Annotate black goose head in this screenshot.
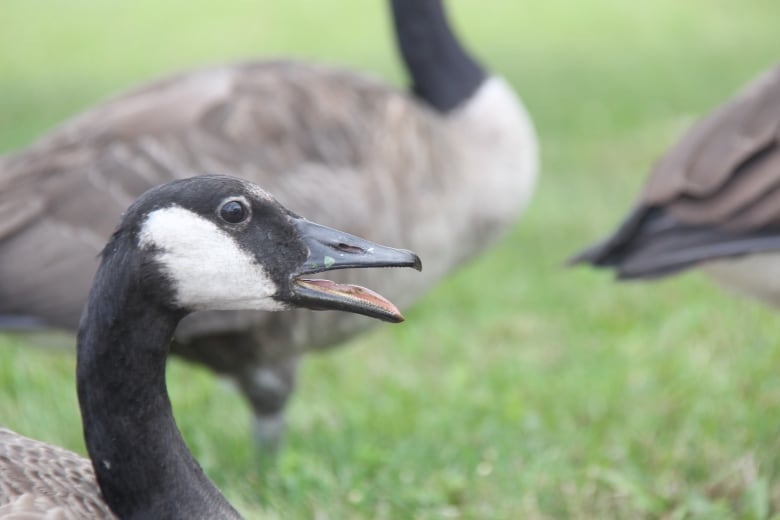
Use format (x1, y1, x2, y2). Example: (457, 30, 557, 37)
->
(119, 175, 422, 322)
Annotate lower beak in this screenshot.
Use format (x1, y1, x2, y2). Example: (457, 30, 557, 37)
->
(289, 218, 422, 323)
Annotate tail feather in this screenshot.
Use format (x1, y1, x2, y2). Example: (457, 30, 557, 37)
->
(570, 207, 780, 279)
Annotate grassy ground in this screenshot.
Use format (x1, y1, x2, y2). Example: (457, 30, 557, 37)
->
(1, 0, 779, 518)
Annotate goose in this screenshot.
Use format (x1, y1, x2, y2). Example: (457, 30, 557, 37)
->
(0, 174, 421, 518)
(570, 63, 780, 305)
(0, 0, 537, 450)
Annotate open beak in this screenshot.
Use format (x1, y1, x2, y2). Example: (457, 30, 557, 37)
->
(289, 218, 422, 323)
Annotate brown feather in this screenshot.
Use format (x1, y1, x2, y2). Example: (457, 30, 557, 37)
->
(642, 64, 780, 227)
(0, 428, 116, 519)
(571, 63, 780, 280)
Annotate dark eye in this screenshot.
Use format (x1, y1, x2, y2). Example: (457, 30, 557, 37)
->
(220, 200, 248, 224)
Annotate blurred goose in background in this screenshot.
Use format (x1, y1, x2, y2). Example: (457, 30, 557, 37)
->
(571, 64, 780, 305)
(0, 175, 421, 518)
(0, 0, 537, 450)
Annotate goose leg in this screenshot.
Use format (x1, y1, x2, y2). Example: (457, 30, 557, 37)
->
(170, 332, 299, 455)
(235, 356, 299, 454)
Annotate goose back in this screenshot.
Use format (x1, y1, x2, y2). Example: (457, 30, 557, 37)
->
(0, 427, 116, 519)
(1, 60, 536, 356)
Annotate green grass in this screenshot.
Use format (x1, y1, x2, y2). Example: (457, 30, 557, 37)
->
(2, 0, 780, 517)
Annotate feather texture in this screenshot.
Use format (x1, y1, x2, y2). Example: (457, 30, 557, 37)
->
(571, 63, 780, 279)
(0, 428, 116, 519)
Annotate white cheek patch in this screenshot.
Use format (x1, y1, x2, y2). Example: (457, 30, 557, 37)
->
(138, 206, 286, 311)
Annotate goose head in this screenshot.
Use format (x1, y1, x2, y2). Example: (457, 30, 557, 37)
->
(119, 174, 422, 322)
(71, 175, 421, 519)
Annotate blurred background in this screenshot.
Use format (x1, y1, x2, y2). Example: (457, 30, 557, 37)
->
(1, 0, 779, 518)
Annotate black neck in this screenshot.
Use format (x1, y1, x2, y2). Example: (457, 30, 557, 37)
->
(76, 244, 241, 519)
(390, 0, 487, 112)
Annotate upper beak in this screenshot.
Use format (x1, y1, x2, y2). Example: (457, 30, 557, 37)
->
(288, 218, 422, 323)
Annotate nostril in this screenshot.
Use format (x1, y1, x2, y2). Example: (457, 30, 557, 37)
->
(336, 242, 364, 254)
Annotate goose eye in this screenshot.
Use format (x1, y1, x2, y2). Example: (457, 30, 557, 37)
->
(220, 200, 248, 224)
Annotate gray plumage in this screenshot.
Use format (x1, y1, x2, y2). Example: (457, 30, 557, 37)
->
(571, 63, 780, 302)
(0, 3, 537, 449)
